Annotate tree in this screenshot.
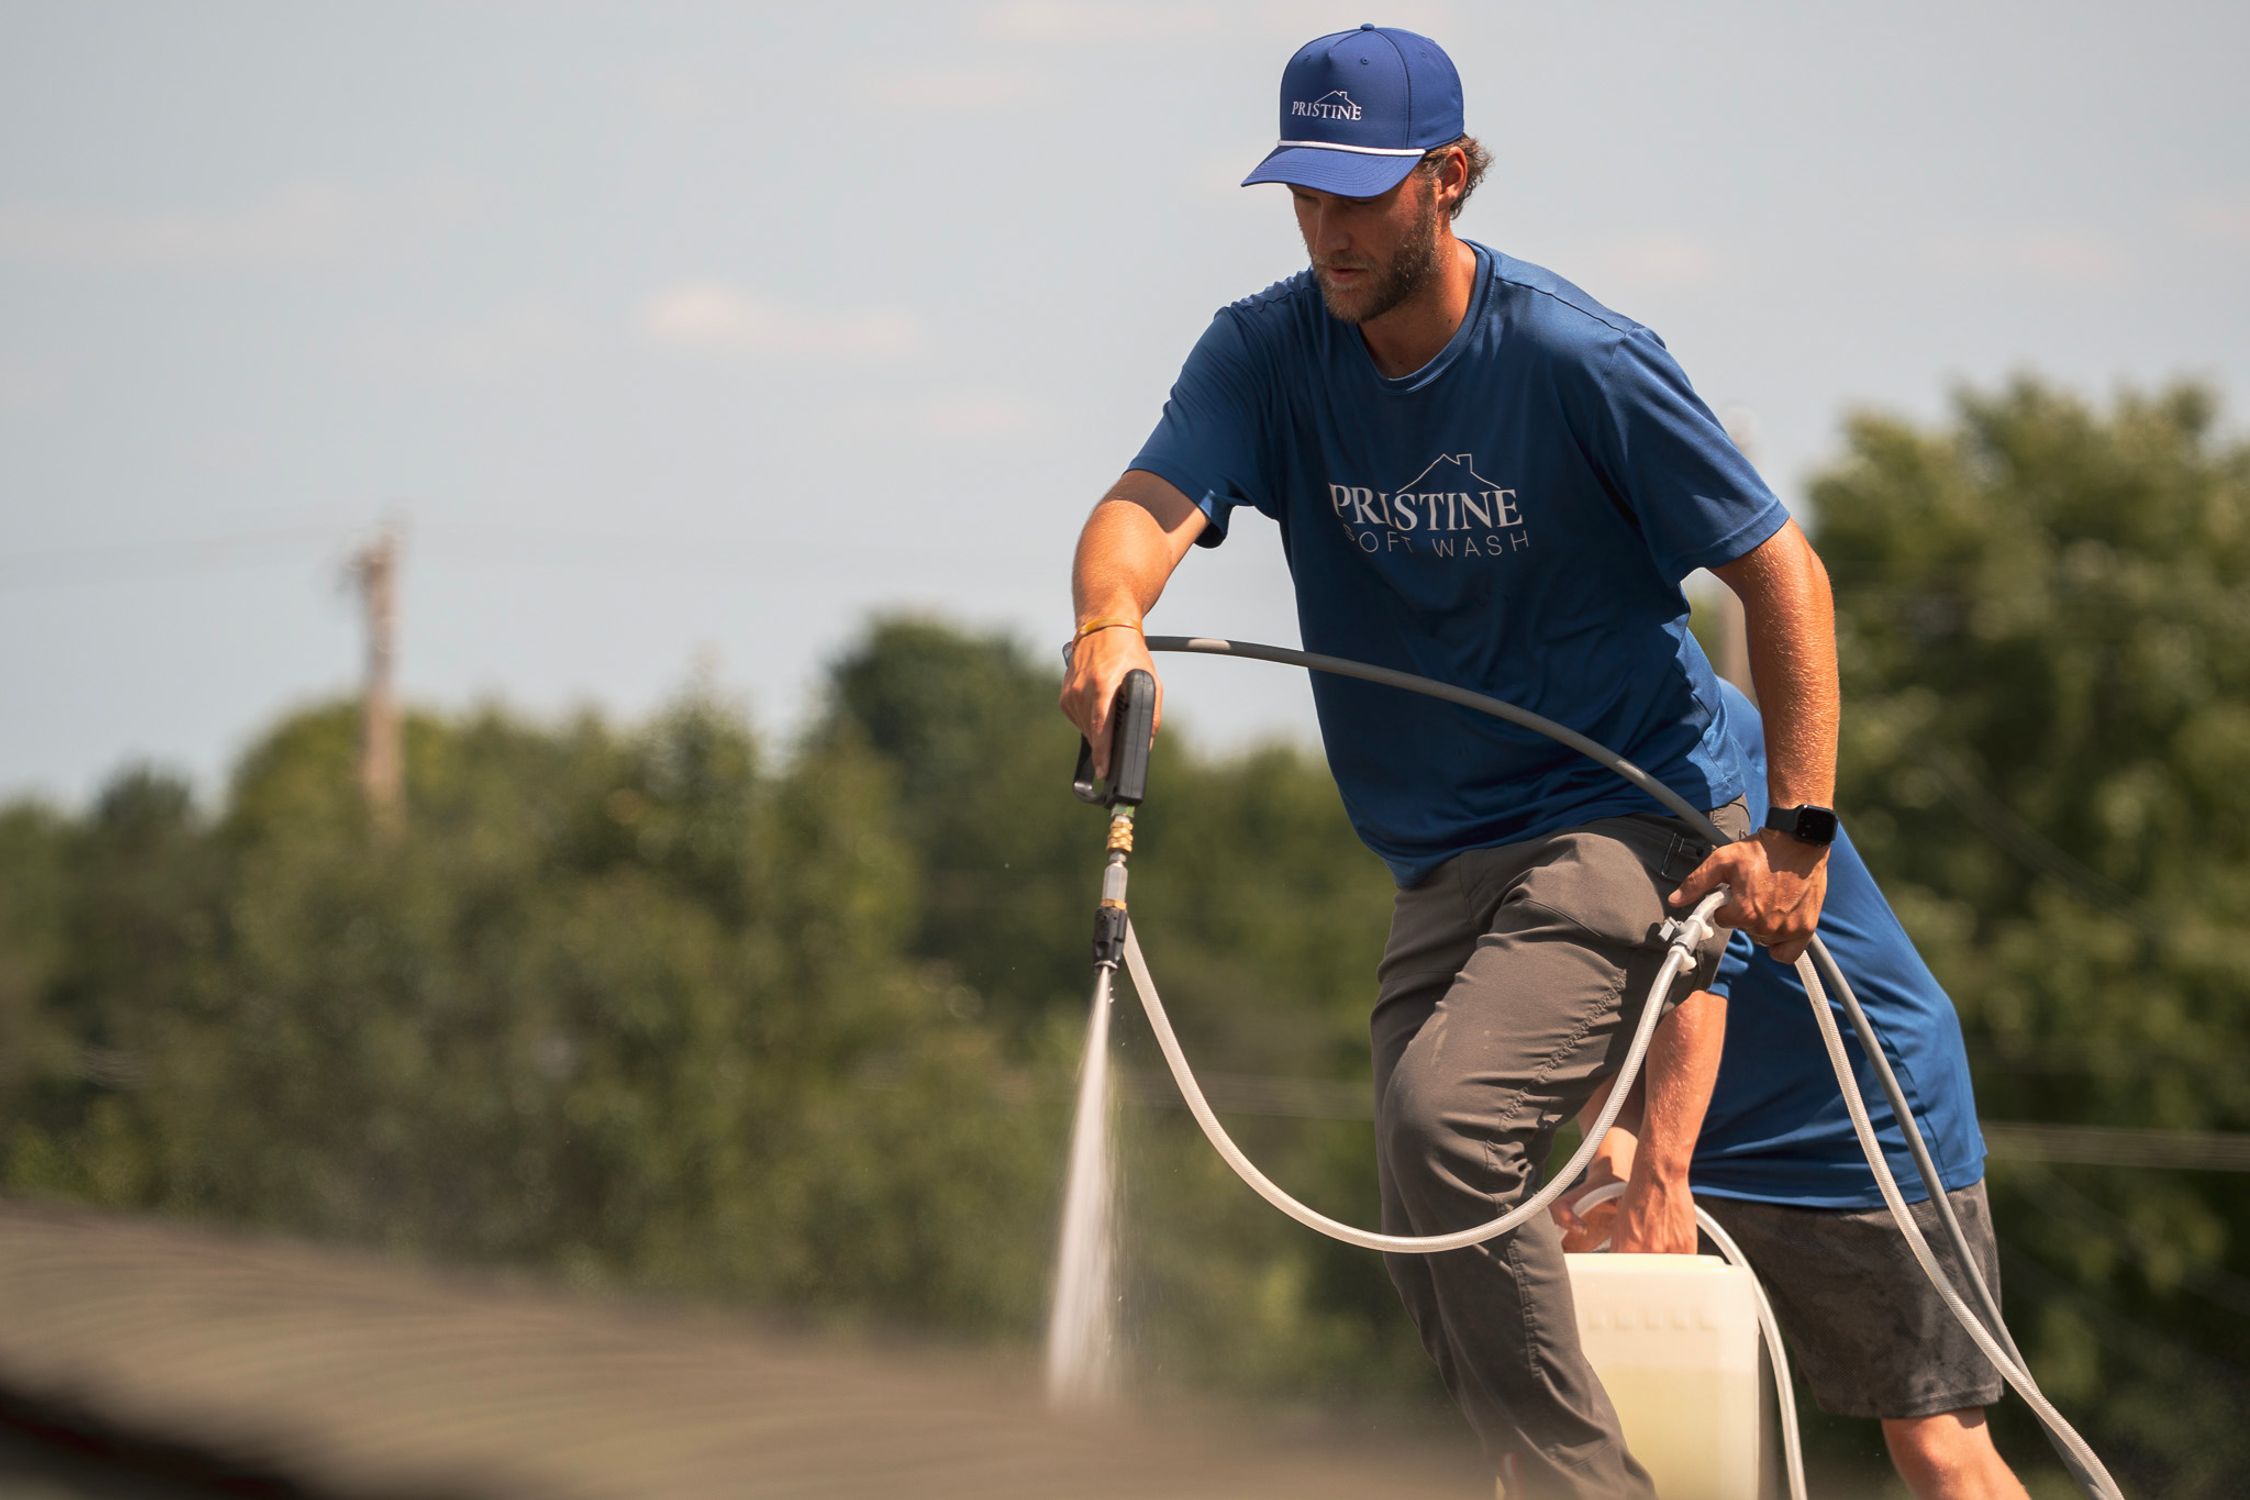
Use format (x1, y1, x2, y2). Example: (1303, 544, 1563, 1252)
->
(5, 769, 221, 1206)
(816, 616, 1093, 1040)
(1810, 377, 2250, 1496)
(0, 675, 1074, 1349)
(0, 800, 78, 1190)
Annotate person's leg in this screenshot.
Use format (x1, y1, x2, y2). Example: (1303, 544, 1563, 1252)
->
(1370, 859, 1483, 1399)
(1698, 1184, 2024, 1497)
(1882, 1409, 2031, 1500)
(1372, 811, 1735, 1499)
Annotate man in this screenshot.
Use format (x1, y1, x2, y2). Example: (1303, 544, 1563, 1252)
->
(1060, 26, 1838, 1497)
(1556, 680, 2029, 1499)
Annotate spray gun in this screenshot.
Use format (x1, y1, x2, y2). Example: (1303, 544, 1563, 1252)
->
(1071, 669, 1158, 971)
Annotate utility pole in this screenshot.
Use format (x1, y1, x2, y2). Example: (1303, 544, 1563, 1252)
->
(349, 525, 403, 836)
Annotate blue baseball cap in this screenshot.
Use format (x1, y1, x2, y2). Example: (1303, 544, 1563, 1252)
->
(1242, 24, 1465, 197)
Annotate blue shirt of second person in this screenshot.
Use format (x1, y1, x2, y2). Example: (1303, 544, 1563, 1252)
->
(1695, 681, 1988, 1209)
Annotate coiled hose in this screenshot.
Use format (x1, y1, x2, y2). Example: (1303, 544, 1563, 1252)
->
(1120, 634, 2121, 1500)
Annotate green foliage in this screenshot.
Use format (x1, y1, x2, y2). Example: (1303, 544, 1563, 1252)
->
(1814, 377, 2250, 1495)
(817, 615, 1435, 1399)
(816, 616, 1091, 1038)
(2, 676, 1063, 1344)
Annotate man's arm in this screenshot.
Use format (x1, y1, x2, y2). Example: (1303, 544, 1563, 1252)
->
(1610, 988, 1725, 1253)
(1672, 518, 1838, 963)
(1552, 1077, 1637, 1250)
(1059, 470, 1208, 776)
(1554, 989, 1728, 1254)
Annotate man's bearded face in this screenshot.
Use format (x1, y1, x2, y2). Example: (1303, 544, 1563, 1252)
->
(1302, 170, 1445, 326)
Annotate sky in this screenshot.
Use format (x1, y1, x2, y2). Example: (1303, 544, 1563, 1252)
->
(3, 1, 2247, 804)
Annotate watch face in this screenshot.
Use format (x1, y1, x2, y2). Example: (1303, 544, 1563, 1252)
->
(1768, 803, 1839, 844)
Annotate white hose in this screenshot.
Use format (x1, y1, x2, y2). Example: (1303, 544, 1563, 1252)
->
(1124, 634, 2124, 1497)
(1115, 890, 1724, 1255)
(1792, 954, 2126, 1500)
(1569, 1180, 1807, 1500)
(1120, 909, 2119, 1496)
(1118, 912, 2123, 1497)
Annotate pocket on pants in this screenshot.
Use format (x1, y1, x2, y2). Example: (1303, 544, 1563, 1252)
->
(1512, 816, 1710, 953)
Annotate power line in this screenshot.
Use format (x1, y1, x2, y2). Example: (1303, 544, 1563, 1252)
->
(1979, 1123, 2250, 1174)
(2009, 1159, 2250, 1321)
(1963, 1043, 2221, 1081)
(0, 521, 954, 591)
(1117, 1067, 1369, 1121)
(1926, 749, 2164, 938)
(0, 522, 362, 591)
(1996, 1235, 2249, 1392)
(1116, 1068, 2250, 1171)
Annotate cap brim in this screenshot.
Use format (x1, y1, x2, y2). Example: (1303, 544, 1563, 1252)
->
(1241, 144, 1421, 197)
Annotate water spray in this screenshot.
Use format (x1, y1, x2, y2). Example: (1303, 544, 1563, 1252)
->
(1049, 636, 2123, 1499)
(1045, 669, 1155, 1406)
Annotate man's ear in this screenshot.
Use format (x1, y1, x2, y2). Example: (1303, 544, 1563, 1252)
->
(1441, 146, 1469, 212)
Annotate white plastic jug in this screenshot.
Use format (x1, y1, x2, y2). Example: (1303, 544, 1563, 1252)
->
(1564, 1252, 1769, 1500)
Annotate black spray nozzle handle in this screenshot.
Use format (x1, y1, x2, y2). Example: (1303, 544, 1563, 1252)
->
(1072, 669, 1157, 807)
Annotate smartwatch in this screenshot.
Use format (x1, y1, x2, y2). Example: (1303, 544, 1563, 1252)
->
(1763, 803, 1839, 846)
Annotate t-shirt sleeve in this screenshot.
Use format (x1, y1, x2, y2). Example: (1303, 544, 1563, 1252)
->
(1572, 327, 1791, 579)
(1706, 928, 1756, 1000)
(1127, 309, 1273, 548)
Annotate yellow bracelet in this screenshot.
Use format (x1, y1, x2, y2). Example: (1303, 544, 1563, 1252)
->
(1071, 617, 1142, 644)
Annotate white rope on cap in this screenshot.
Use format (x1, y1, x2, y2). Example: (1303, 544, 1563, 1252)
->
(1271, 138, 1426, 156)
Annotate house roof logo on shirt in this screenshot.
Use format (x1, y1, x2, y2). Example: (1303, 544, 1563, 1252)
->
(1397, 452, 1499, 497)
(1328, 452, 1530, 560)
(1291, 90, 1363, 122)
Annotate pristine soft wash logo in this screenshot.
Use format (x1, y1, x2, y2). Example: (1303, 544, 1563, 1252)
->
(1290, 89, 1363, 121)
(1329, 453, 1531, 559)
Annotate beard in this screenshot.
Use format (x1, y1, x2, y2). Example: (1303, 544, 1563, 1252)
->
(1312, 182, 1445, 325)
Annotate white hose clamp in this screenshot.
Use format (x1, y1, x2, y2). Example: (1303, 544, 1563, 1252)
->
(1657, 888, 1726, 956)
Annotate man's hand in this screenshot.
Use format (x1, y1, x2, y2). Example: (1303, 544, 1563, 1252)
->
(1060, 624, 1161, 780)
(1608, 1168, 1698, 1255)
(1553, 1128, 1700, 1255)
(1671, 829, 1829, 964)
(1553, 1131, 1635, 1252)
(1059, 474, 1207, 777)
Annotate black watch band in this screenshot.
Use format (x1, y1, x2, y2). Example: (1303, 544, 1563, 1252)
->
(1763, 803, 1839, 846)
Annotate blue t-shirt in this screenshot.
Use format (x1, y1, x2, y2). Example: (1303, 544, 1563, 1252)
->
(1130, 244, 1789, 885)
(1694, 682, 1987, 1209)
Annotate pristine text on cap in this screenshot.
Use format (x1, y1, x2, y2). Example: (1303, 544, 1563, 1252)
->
(1242, 24, 1465, 198)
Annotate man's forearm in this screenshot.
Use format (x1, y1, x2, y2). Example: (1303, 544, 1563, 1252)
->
(1717, 519, 1838, 808)
(1060, 471, 1209, 772)
(1683, 520, 1837, 961)
(1634, 990, 1726, 1182)
(1597, 989, 1725, 1254)
(1071, 494, 1184, 627)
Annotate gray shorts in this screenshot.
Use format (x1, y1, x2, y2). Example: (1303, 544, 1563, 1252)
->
(1698, 1181, 2008, 1420)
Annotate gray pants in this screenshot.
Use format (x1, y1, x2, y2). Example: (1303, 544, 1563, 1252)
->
(1371, 805, 1748, 1498)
